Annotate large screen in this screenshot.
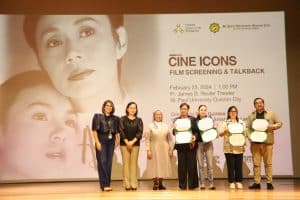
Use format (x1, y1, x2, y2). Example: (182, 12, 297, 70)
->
(0, 12, 292, 182)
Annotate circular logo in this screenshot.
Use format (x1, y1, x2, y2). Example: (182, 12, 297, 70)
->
(209, 23, 220, 33)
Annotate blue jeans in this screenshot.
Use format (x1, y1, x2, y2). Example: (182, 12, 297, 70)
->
(95, 139, 115, 188)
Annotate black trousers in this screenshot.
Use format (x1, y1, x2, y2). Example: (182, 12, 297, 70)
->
(177, 147, 199, 189)
(225, 153, 243, 183)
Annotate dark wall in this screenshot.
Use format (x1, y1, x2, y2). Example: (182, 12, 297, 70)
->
(1, 0, 300, 177)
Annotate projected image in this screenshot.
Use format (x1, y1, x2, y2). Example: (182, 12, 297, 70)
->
(0, 12, 292, 181)
(23, 15, 128, 113)
(0, 71, 79, 179)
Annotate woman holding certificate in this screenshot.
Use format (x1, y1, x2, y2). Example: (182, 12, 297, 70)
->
(218, 106, 246, 189)
(195, 105, 217, 190)
(172, 103, 198, 190)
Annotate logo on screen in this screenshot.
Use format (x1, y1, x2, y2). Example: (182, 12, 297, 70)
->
(173, 24, 184, 33)
(209, 23, 220, 33)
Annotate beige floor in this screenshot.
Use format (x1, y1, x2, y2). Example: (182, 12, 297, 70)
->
(1, 179, 300, 200)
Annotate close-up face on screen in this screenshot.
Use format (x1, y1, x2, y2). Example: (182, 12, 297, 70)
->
(34, 15, 120, 98)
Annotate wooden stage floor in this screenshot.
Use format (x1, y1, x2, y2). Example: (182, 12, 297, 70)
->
(1, 179, 300, 200)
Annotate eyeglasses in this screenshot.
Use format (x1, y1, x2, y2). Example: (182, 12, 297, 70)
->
(230, 110, 237, 113)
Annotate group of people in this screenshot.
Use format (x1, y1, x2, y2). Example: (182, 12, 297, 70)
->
(0, 15, 282, 190)
(91, 97, 282, 192)
(92, 101, 143, 191)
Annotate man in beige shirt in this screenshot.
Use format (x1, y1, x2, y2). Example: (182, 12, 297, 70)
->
(247, 98, 282, 190)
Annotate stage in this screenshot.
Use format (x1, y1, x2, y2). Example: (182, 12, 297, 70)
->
(1, 179, 299, 200)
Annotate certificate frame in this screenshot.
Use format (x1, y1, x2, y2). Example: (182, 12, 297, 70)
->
(252, 119, 269, 132)
(250, 131, 268, 143)
(174, 118, 191, 132)
(197, 117, 214, 132)
(228, 122, 246, 146)
(175, 130, 193, 144)
(201, 128, 218, 143)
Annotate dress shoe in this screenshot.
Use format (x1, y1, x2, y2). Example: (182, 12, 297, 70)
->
(267, 183, 274, 190)
(248, 183, 261, 189)
(179, 186, 187, 190)
(159, 184, 166, 190)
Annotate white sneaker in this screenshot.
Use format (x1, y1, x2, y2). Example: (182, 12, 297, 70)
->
(229, 183, 235, 189)
(236, 182, 243, 189)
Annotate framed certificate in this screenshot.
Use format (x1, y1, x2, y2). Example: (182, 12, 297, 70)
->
(198, 117, 217, 143)
(201, 129, 218, 143)
(174, 118, 191, 132)
(250, 119, 269, 143)
(228, 123, 245, 146)
(197, 117, 214, 131)
(228, 123, 244, 134)
(250, 131, 267, 143)
(175, 131, 193, 144)
(252, 119, 269, 132)
(229, 134, 246, 146)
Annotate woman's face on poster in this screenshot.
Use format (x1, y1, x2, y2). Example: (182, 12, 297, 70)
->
(35, 15, 121, 99)
(1, 85, 78, 178)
